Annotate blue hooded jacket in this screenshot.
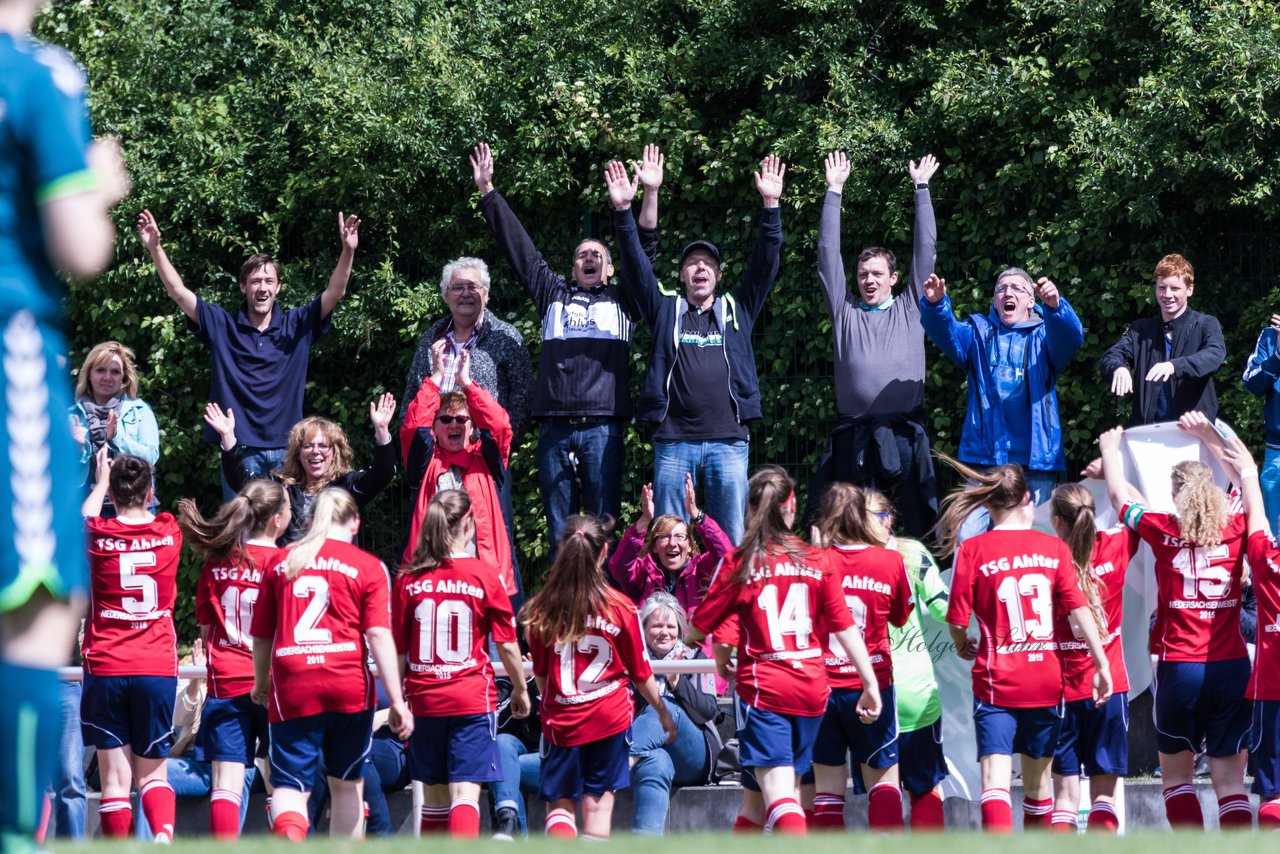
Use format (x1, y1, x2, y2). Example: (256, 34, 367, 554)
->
(919, 294, 1083, 471)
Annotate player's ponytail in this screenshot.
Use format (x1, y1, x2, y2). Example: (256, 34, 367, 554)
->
(176, 479, 287, 566)
(107, 454, 153, 511)
(1172, 460, 1229, 547)
(818, 482, 888, 547)
(734, 465, 807, 583)
(520, 514, 613, 646)
(1049, 483, 1106, 635)
(932, 455, 1028, 556)
(404, 489, 471, 574)
(284, 488, 359, 580)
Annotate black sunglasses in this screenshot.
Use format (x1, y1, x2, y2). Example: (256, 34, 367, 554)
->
(435, 414, 471, 425)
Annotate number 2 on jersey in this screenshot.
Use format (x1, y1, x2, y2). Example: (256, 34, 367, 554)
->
(292, 577, 332, 645)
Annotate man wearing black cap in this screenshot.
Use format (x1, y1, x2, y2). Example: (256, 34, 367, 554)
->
(605, 154, 786, 543)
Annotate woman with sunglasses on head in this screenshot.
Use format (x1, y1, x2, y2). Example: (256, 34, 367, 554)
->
(204, 393, 397, 545)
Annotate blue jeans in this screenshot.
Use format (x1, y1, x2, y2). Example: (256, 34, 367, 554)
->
(537, 420, 625, 556)
(363, 737, 408, 837)
(135, 759, 255, 840)
(654, 440, 749, 544)
(492, 734, 541, 835)
(956, 468, 1057, 545)
(628, 704, 710, 835)
(1261, 447, 1280, 537)
(52, 680, 86, 840)
(222, 446, 286, 501)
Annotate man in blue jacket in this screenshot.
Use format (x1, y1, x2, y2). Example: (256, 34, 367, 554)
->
(1243, 314, 1280, 532)
(919, 267, 1083, 539)
(605, 155, 786, 543)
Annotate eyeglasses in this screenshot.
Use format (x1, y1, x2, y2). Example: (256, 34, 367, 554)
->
(447, 282, 483, 294)
(656, 532, 689, 542)
(872, 511, 892, 519)
(435, 414, 470, 425)
(301, 442, 332, 452)
(993, 283, 1031, 295)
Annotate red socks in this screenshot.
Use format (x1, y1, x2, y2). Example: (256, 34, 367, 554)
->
(1021, 796, 1052, 829)
(812, 793, 845, 830)
(803, 808, 815, 827)
(1050, 809, 1077, 832)
(139, 780, 175, 841)
(545, 810, 577, 838)
(1218, 794, 1253, 829)
(1163, 784, 1204, 829)
(419, 805, 449, 835)
(448, 798, 481, 839)
(732, 814, 763, 834)
(209, 788, 242, 840)
(1259, 799, 1280, 829)
(1089, 800, 1119, 832)
(766, 797, 807, 835)
(980, 788, 1012, 833)
(98, 796, 133, 838)
(272, 810, 309, 841)
(868, 782, 904, 831)
(909, 789, 944, 830)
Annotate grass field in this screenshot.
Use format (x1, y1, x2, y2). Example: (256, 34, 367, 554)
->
(44, 832, 1280, 854)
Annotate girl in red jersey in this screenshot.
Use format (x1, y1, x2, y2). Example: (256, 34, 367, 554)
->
(393, 489, 530, 839)
(1046, 482, 1138, 833)
(689, 466, 881, 836)
(1099, 416, 1252, 829)
(176, 479, 290, 839)
(1217, 434, 1280, 829)
(80, 448, 184, 841)
(249, 488, 412, 840)
(810, 483, 913, 832)
(936, 460, 1111, 834)
(520, 515, 676, 840)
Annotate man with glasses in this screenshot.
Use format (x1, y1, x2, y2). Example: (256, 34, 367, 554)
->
(920, 267, 1084, 537)
(136, 208, 362, 499)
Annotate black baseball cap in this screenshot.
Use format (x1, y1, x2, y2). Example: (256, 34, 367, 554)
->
(679, 240, 721, 266)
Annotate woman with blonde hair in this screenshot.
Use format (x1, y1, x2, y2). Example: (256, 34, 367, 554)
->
(205, 393, 397, 543)
(248, 488, 412, 840)
(70, 341, 159, 508)
(1098, 414, 1252, 830)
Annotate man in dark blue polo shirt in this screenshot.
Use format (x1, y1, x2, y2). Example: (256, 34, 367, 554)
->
(135, 209, 361, 497)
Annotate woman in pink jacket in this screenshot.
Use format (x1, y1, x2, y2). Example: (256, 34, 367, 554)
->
(609, 475, 733, 620)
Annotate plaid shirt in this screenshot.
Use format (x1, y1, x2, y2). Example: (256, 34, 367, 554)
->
(437, 319, 482, 393)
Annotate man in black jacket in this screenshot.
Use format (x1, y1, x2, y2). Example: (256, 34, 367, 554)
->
(1099, 253, 1225, 425)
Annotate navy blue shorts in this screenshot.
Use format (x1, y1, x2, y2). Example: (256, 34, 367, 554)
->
(537, 729, 631, 802)
(735, 698, 823, 775)
(408, 712, 501, 785)
(972, 698, 1062, 760)
(813, 685, 899, 770)
(1250, 699, 1280, 798)
(199, 693, 269, 766)
(1153, 659, 1252, 757)
(269, 710, 374, 791)
(1053, 693, 1128, 777)
(898, 718, 948, 796)
(80, 674, 176, 759)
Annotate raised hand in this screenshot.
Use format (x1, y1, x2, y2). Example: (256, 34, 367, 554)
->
(1098, 425, 1125, 455)
(824, 151, 851, 194)
(457, 347, 472, 388)
(105, 409, 118, 441)
(68, 414, 86, 448)
(634, 143, 664, 190)
(471, 142, 495, 194)
(683, 473, 701, 521)
(136, 209, 162, 252)
(754, 154, 786, 207)
(1177, 410, 1214, 437)
(1110, 366, 1133, 396)
(203, 402, 237, 448)
(429, 339, 448, 386)
(637, 482, 655, 532)
(1081, 458, 1103, 480)
(93, 444, 112, 488)
(369, 393, 397, 443)
(1221, 435, 1260, 479)
(87, 138, 130, 209)
(604, 160, 639, 210)
(338, 211, 361, 253)
(1145, 361, 1176, 383)
(908, 154, 940, 186)
(191, 637, 207, 668)
(1271, 314, 1280, 331)
(922, 273, 947, 304)
(1036, 276, 1060, 309)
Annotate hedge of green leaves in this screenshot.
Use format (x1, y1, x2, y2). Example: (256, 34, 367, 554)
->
(40, 0, 1280, 637)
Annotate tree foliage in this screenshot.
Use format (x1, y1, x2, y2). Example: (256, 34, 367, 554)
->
(40, 0, 1280, 635)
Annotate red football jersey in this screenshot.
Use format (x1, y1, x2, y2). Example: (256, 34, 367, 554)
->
(249, 539, 391, 723)
(1122, 502, 1247, 662)
(195, 543, 286, 699)
(527, 591, 651, 747)
(1246, 531, 1280, 701)
(392, 557, 517, 717)
(83, 514, 183, 677)
(692, 543, 851, 716)
(1054, 526, 1138, 701)
(946, 529, 1086, 708)
(818, 545, 913, 690)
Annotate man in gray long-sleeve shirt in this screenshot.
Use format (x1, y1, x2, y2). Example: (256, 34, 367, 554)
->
(806, 152, 940, 538)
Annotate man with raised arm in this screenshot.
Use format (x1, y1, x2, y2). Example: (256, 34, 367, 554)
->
(471, 142, 660, 553)
(136, 209, 361, 496)
(806, 152, 940, 538)
(606, 155, 785, 544)
(919, 267, 1083, 537)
